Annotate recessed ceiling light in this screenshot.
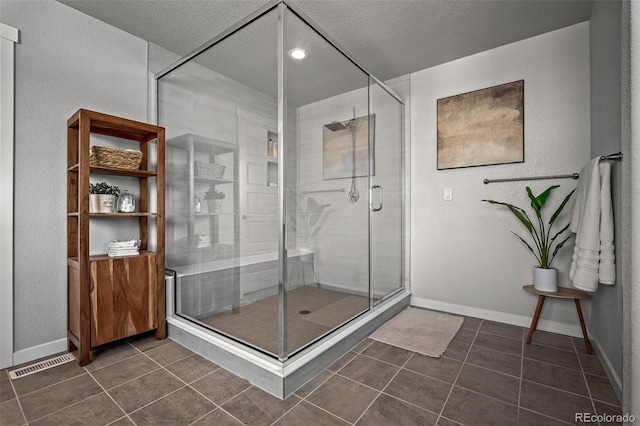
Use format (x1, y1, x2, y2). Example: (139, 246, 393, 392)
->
(289, 48, 308, 60)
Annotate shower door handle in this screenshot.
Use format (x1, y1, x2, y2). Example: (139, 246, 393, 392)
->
(370, 185, 383, 212)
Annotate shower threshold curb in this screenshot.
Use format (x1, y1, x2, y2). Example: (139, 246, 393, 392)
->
(166, 290, 410, 399)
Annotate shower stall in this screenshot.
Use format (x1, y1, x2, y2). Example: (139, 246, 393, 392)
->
(156, 0, 408, 397)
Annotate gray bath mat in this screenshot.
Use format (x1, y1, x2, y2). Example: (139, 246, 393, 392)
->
(369, 307, 463, 358)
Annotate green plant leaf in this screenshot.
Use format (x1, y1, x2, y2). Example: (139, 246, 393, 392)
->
(549, 189, 576, 226)
(527, 185, 559, 213)
(549, 222, 571, 246)
(483, 185, 574, 270)
(549, 234, 574, 267)
(511, 232, 542, 267)
(481, 200, 533, 233)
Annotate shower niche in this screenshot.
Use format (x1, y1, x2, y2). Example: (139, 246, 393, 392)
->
(157, 0, 408, 398)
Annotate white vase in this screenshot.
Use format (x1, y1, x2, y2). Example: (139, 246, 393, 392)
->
(534, 267, 558, 292)
(90, 194, 116, 213)
(207, 199, 223, 215)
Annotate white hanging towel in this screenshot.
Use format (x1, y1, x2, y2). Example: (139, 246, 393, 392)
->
(569, 157, 616, 292)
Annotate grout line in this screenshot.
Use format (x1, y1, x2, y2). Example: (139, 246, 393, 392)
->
(84, 342, 145, 372)
(267, 395, 306, 425)
(574, 337, 600, 417)
(525, 336, 585, 354)
(12, 370, 91, 399)
(439, 356, 520, 381)
(125, 384, 190, 419)
(6, 372, 28, 425)
(187, 407, 227, 426)
(123, 342, 233, 422)
(297, 398, 358, 425)
(517, 327, 525, 424)
(133, 344, 238, 412)
(520, 377, 593, 400)
(25, 391, 121, 425)
(521, 354, 582, 372)
(351, 351, 415, 425)
(357, 348, 415, 369)
(475, 329, 525, 343)
(518, 407, 574, 425)
(84, 367, 136, 425)
(436, 318, 482, 424)
(106, 415, 132, 425)
(296, 370, 335, 400)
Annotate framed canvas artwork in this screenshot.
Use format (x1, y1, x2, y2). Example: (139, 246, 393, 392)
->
(437, 80, 524, 170)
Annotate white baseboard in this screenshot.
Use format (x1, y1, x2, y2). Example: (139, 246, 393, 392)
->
(411, 296, 590, 339)
(589, 333, 623, 402)
(12, 338, 68, 367)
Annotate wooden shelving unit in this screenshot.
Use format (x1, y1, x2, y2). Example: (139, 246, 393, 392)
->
(66, 109, 166, 366)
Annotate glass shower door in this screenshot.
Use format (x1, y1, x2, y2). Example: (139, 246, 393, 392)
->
(283, 6, 371, 357)
(370, 80, 404, 303)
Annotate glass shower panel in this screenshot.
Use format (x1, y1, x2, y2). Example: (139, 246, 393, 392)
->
(283, 7, 371, 356)
(370, 81, 404, 303)
(159, 8, 282, 357)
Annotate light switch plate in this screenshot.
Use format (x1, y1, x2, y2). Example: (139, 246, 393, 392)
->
(444, 188, 452, 200)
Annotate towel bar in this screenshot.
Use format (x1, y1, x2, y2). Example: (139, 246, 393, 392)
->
(483, 173, 579, 185)
(600, 152, 623, 162)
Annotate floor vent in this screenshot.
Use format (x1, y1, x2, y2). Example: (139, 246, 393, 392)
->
(8, 353, 76, 380)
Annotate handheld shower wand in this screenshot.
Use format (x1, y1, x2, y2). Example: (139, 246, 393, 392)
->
(347, 107, 359, 203)
(325, 107, 360, 203)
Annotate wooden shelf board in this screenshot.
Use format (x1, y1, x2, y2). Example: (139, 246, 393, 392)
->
(68, 164, 157, 177)
(68, 251, 157, 263)
(67, 109, 163, 142)
(89, 250, 157, 261)
(67, 212, 157, 217)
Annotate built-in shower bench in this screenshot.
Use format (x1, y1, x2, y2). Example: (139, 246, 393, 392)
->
(167, 248, 314, 317)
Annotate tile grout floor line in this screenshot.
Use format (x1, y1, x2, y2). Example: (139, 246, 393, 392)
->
(3, 314, 623, 426)
(350, 350, 417, 425)
(436, 318, 483, 425)
(516, 327, 525, 424)
(79, 369, 134, 425)
(6, 368, 28, 425)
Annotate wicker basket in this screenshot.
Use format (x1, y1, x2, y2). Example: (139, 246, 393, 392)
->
(194, 161, 226, 179)
(89, 146, 143, 170)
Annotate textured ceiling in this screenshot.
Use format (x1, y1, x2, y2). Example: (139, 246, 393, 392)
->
(58, 0, 595, 104)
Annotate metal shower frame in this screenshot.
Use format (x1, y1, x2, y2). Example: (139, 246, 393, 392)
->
(155, 0, 406, 362)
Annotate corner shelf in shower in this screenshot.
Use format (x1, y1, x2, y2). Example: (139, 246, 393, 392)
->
(165, 133, 239, 265)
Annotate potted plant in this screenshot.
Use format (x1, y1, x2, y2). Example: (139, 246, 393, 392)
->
(204, 189, 225, 215)
(482, 185, 575, 292)
(89, 182, 120, 213)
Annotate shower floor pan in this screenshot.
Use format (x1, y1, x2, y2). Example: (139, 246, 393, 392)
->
(165, 276, 410, 399)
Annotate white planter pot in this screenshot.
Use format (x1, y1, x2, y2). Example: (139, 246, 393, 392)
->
(90, 194, 116, 213)
(534, 267, 558, 292)
(207, 199, 223, 215)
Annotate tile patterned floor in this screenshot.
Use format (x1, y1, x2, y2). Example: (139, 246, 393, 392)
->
(0, 314, 622, 425)
(198, 286, 370, 355)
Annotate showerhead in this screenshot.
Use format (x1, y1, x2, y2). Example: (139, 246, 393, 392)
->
(324, 121, 349, 132)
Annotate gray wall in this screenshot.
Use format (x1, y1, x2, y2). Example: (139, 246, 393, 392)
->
(0, 0, 148, 357)
(410, 22, 592, 334)
(622, 0, 640, 415)
(588, 0, 624, 394)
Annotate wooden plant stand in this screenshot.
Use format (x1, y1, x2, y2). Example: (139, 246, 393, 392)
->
(522, 284, 592, 354)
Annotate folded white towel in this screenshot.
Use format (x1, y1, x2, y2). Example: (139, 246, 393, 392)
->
(569, 157, 616, 292)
